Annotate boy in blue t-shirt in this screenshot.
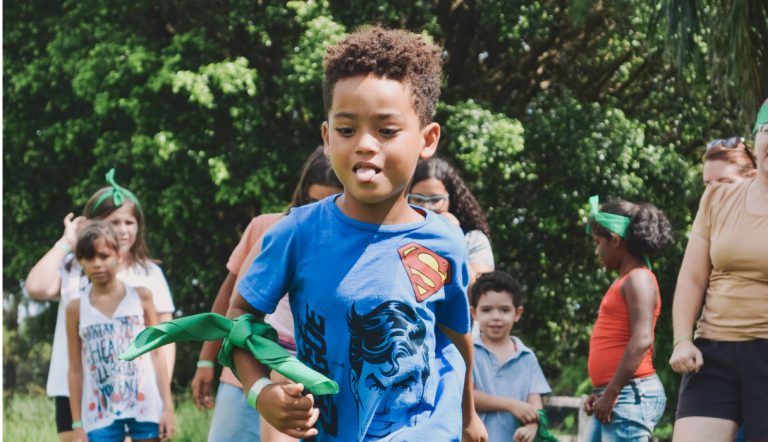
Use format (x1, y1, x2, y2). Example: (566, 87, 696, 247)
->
(470, 271, 551, 442)
(228, 27, 488, 442)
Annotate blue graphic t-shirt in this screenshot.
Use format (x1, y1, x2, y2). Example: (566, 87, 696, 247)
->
(238, 195, 471, 441)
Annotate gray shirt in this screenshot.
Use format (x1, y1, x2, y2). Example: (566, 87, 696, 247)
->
(465, 229, 494, 269)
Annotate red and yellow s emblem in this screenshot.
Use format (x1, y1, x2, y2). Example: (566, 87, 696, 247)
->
(398, 243, 452, 302)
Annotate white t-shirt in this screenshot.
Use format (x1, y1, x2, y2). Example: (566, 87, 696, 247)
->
(45, 255, 174, 397)
(78, 284, 163, 432)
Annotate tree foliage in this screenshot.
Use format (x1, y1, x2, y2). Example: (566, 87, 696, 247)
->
(4, 1, 751, 411)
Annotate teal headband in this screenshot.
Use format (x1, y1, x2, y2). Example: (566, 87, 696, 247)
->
(586, 195, 652, 269)
(91, 168, 142, 215)
(754, 100, 768, 134)
(586, 195, 631, 238)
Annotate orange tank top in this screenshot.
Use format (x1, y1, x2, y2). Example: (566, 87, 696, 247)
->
(588, 268, 660, 386)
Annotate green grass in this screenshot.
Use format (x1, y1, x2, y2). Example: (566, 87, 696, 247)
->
(3, 393, 212, 442)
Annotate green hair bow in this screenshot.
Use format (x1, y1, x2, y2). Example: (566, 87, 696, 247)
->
(586, 195, 652, 269)
(586, 195, 631, 238)
(91, 168, 142, 215)
(754, 99, 768, 134)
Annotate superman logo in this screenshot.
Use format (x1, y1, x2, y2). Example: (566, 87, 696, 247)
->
(398, 243, 452, 302)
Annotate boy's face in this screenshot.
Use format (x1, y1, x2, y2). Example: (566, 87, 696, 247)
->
(471, 290, 522, 342)
(321, 75, 439, 213)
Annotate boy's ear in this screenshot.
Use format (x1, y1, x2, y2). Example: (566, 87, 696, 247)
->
(419, 122, 440, 160)
(321, 121, 330, 156)
(514, 305, 524, 321)
(470, 305, 476, 320)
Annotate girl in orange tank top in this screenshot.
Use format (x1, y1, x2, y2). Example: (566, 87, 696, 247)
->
(582, 196, 673, 441)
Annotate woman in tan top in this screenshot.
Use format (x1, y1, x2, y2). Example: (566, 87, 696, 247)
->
(669, 101, 768, 442)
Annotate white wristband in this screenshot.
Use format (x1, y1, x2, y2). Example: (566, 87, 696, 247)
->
(246, 377, 272, 409)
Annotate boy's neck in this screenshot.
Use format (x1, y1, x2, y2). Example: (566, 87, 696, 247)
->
(337, 192, 424, 225)
(481, 333, 517, 353)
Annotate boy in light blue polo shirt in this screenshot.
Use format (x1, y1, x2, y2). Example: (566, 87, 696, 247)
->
(471, 271, 551, 442)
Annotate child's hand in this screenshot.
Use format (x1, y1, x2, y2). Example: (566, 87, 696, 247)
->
(513, 425, 536, 442)
(72, 427, 88, 442)
(669, 340, 703, 374)
(462, 411, 488, 442)
(159, 407, 175, 440)
(593, 390, 618, 424)
(191, 365, 215, 410)
(257, 382, 320, 439)
(508, 400, 539, 423)
(61, 213, 86, 249)
(583, 393, 597, 415)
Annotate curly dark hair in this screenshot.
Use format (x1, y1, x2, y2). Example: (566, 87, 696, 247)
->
(589, 200, 674, 259)
(470, 270, 523, 308)
(322, 26, 443, 126)
(411, 157, 491, 238)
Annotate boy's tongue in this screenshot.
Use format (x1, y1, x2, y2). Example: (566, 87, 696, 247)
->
(355, 166, 377, 183)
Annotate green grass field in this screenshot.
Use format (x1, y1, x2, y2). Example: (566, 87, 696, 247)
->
(3, 393, 213, 442)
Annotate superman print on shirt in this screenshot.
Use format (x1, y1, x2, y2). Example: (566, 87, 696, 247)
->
(239, 196, 471, 441)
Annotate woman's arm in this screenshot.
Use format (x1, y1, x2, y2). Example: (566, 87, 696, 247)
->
(139, 288, 175, 441)
(26, 214, 85, 300)
(592, 269, 658, 423)
(669, 234, 712, 373)
(66, 299, 86, 439)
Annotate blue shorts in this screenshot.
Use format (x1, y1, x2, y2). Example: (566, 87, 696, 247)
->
(87, 418, 159, 442)
(585, 374, 667, 442)
(208, 382, 261, 441)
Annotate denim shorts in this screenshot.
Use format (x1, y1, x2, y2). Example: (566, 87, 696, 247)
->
(585, 374, 667, 442)
(87, 418, 158, 442)
(208, 382, 261, 441)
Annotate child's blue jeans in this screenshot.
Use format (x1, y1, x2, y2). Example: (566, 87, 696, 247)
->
(87, 418, 159, 442)
(207, 382, 261, 441)
(584, 374, 666, 442)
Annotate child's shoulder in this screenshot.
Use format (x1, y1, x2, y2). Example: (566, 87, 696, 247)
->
(511, 336, 540, 359)
(421, 212, 468, 255)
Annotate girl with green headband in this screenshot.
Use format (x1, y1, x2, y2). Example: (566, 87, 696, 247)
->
(670, 99, 768, 442)
(25, 169, 176, 442)
(583, 197, 673, 441)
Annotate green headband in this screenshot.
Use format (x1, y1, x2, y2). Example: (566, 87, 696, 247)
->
(586, 195, 652, 269)
(754, 100, 768, 134)
(91, 168, 142, 215)
(586, 195, 631, 238)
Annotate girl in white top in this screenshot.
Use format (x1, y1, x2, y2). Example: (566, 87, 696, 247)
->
(25, 169, 175, 442)
(67, 221, 173, 442)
